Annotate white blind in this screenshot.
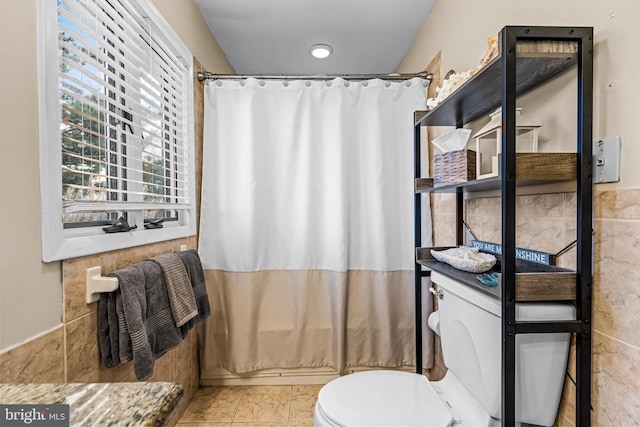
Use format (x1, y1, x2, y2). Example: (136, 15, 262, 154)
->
(57, 0, 191, 218)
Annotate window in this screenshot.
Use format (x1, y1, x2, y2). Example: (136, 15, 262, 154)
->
(38, 0, 196, 262)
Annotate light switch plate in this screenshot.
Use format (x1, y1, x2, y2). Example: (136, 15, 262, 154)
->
(593, 137, 621, 184)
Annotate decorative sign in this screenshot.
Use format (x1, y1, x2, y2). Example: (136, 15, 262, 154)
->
(470, 240, 554, 266)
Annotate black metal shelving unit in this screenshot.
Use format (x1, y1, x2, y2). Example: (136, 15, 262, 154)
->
(413, 26, 593, 426)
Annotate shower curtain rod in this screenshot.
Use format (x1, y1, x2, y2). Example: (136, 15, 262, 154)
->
(196, 71, 433, 83)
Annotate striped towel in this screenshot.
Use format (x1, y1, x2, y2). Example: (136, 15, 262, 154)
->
(177, 249, 211, 334)
(151, 253, 198, 327)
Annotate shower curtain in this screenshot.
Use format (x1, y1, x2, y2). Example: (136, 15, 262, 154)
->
(199, 77, 433, 374)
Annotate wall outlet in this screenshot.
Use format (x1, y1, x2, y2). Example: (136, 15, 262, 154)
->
(593, 137, 621, 184)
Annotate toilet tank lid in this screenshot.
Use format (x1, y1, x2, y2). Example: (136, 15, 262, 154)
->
(317, 370, 453, 426)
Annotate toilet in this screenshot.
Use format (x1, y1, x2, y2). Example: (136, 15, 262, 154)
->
(313, 271, 574, 426)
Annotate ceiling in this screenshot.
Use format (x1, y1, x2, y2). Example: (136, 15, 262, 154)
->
(194, 0, 436, 75)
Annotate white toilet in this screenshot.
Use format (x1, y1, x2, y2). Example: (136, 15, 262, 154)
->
(313, 271, 574, 426)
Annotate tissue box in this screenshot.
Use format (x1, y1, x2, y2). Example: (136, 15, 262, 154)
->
(433, 150, 477, 187)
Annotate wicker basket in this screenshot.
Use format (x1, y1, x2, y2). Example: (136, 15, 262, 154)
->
(433, 150, 477, 187)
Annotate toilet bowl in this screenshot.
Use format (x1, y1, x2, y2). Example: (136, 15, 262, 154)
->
(313, 370, 497, 426)
(313, 271, 574, 427)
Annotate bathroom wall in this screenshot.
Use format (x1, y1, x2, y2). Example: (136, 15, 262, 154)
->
(0, 0, 231, 422)
(399, 0, 640, 189)
(149, 0, 233, 75)
(400, 1, 640, 425)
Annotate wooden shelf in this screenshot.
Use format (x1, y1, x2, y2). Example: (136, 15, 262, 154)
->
(415, 152, 577, 194)
(416, 247, 576, 302)
(415, 40, 578, 127)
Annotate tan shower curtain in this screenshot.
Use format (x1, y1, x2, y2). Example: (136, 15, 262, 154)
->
(200, 270, 433, 374)
(198, 78, 433, 375)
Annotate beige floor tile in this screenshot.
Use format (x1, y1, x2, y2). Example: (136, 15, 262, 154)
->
(176, 423, 231, 427)
(287, 422, 314, 427)
(288, 385, 322, 422)
(233, 386, 292, 423)
(232, 423, 288, 427)
(180, 386, 245, 423)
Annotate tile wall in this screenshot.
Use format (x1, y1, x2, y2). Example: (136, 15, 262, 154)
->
(0, 237, 201, 426)
(430, 189, 640, 426)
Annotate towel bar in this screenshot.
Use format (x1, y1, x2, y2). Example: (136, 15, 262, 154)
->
(85, 245, 189, 304)
(86, 266, 119, 304)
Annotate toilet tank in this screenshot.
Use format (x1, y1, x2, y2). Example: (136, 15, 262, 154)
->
(432, 271, 574, 426)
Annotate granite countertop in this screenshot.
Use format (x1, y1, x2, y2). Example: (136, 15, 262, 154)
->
(0, 382, 183, 426)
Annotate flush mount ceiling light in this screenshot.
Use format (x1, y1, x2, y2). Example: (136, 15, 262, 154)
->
(310, 44, 333, 59)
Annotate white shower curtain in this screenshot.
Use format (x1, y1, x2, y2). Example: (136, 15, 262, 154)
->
(199, 77, 433, 375)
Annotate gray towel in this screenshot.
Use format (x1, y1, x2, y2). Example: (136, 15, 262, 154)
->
(111, 261, 184, 380)
(177, 249, 211, 334)
(115, 289, 132, 363)
(97, 292, 120, 368)
(151, 253, 198, 327)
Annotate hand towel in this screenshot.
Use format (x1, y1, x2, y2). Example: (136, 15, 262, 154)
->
(151, 253, 198, 327)
(111, 261, 184, 380)
(177, 249, 211, 333)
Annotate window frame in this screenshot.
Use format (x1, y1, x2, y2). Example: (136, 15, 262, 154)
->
(37, 0, 196, 262)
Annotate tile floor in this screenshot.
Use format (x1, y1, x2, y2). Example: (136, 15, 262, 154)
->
(176, 385, 322, 427)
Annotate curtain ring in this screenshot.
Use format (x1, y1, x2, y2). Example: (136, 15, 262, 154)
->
(239, 80, 246, 87)
(326, 81, 332, 87)
(405, 81, 412, 87)
(283, 81, 289, 87)
(361, 81, 368, 87)
(259, 80, 266, 87)
(215, 80, 223, 87)
(305, 81, 312, 87)
(423, 81, 429, 87)
(344, 81, 350, 87)
(384, 81, 391, 88)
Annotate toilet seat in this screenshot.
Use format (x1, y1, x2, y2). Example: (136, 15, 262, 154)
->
(315, 370, 454, 426)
